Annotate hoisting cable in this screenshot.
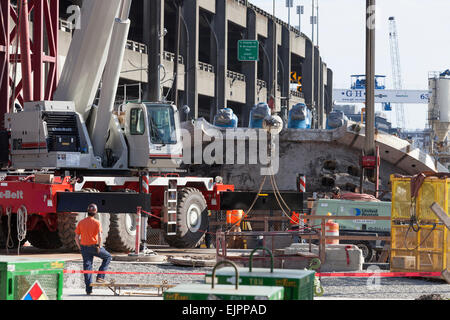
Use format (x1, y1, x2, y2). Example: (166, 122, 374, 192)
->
(402, 195, 439, 251)
(5, 207, 14, 254)
(269, 167, 318, 233)
(16, 205, 28, 255)
(225, 175, 267, 233)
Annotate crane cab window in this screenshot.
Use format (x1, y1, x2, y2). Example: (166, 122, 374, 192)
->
(130, 108, 146, 135)
(146, 104, 177, 145)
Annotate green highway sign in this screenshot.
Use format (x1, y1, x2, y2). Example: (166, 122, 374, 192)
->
(238, 40, 259, 62)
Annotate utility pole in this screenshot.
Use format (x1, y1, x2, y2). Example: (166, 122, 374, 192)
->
(311, 0, 316, 128)
(365, 0, 376, 157)
(361, 0, 378, 196)
(272, 0, 277, 110)
(316, 0, 319, 48)
(297, 5, 304, 35)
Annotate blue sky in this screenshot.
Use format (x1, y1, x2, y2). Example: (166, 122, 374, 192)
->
(254, 0, 450, 130)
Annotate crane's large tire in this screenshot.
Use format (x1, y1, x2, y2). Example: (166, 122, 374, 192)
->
(26, 228, 63, 250)
(105, 189, 138, 253)
(57, 212, 110, 252)
(164, 188, 208, 248)
(0, 217, 6, 248)
(106, 213, 137, 253)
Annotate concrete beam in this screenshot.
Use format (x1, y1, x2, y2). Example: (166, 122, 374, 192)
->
(198, 0, 215, 13)
(226, 0, 246, 28)
(290, 33, 306, 58)
(255, 12, 268, 38)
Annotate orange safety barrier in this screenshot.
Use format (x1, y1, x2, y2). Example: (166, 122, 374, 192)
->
(325, 214, 339, 245)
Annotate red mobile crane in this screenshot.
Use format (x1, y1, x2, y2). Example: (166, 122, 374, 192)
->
(0, 0, 234, 252)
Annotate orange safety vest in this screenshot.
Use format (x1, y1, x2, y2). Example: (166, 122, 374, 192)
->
(226, 210, 244, 225)
(290, 212, 300, 225)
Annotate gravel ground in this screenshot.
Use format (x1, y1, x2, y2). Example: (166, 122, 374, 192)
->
(318, 276, 449, 300)
(64, 260, 211, 290)
(63, 260, 449, 300)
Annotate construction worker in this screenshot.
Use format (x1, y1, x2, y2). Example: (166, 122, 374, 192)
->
(75, 204, 112, 295)
(290, 211, 303, 243)
(226, 210, 243, 248)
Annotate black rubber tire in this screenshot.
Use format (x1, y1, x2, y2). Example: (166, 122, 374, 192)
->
(106, 213, 137, 253)
(356, 241, 374, 262)
(57, 212, 110, 252)
(164, 187, 208, 249)
(26, 227, 63, 250)
(0, 217, 7, 248)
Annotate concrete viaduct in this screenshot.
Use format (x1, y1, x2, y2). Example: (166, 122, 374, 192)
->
(57, 0, 333, 127)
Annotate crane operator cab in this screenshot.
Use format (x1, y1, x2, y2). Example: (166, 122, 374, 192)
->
(124, 102, 183, 170)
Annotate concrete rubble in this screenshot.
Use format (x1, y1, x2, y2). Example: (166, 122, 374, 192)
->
(181, 119, 447, 196)
(282, 243, 364, 272)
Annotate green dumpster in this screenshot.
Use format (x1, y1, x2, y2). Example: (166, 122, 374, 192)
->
(205, 248, 316, 300)
(164, 260, 284, 300)
(0, 257, 64, 300)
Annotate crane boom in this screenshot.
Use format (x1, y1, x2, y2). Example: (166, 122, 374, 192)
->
(91, 0, 132, 157)
(53, 0, 122, 122)
(388, 17, 406, 130)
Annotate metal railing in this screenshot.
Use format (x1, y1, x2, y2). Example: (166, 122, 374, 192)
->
(126, 40, 148, 54)
(233, 0, 247, 6)
(257, 79, 267, 89)
(214, 214, 391, 265)
(59, 20, 72, 33)
(227, 70, 246, 82)
(199, 61, 214, 73)
(162, 51, 184, 65)
(59, 19, 149, 54)
(290, 89, 304, 99)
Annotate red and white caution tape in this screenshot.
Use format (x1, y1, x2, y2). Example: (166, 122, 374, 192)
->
(64, 269, 442, 278)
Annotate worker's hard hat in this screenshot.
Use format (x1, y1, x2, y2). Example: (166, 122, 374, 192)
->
(87, 204, 98, 213)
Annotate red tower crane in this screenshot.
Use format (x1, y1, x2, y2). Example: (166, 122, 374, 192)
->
(0, 0, 59, 128)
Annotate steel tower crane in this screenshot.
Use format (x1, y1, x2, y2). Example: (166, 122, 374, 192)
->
(388, 17, 406, 130)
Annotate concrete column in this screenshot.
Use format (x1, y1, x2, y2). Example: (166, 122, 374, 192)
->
(319, 59, 325, 128)
(314, 47, 322, 128)
(303, 38, 314, 124)
(241, 7, 257, 126)
(265, 19, 277, 105)
(183, 0, 199, 119)
(144, 0, 164, 102)
(280, 25, 291, 117)
(211, 0, 227, 120)
(325, 68, 333, 114)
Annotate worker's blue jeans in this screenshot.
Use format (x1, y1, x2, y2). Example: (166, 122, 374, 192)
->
(80, 245, 112, 293)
